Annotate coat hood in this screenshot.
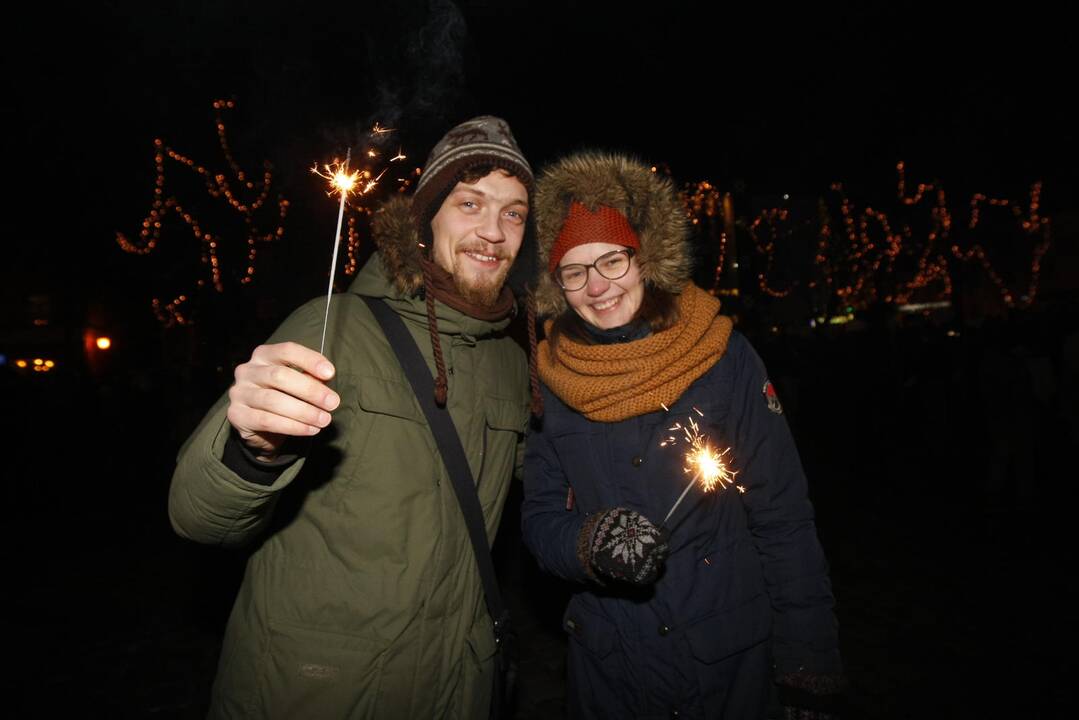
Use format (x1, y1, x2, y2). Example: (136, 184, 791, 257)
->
(370, 194, 428, 297)
(532, 151, 692, 318)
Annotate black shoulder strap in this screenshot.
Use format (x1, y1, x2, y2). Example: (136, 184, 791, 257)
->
(362, 296, 508, 628)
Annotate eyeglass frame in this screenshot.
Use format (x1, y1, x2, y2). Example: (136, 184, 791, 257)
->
(553, 248, 637, 291)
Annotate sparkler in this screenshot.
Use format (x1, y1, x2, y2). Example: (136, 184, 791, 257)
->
(659, 408, 737, 529)
(311, 150, 360, 355)
(309, 125, 407, 356)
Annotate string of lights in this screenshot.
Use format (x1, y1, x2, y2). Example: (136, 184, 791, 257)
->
(119, 115, 1049, 330)
(687, 163, 1052, 313)
(116, 100, 290, 326)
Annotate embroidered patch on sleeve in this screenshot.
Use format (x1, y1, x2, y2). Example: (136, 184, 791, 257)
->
(762, 380, 783, 414)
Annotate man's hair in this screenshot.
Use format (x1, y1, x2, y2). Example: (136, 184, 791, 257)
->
(457, 163, 519, 186)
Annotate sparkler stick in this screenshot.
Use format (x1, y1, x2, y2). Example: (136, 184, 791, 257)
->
(661, 471, 703, 528)
(311, 150, 359, 356)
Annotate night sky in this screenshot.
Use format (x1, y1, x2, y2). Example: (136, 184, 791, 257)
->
(6, 1, 1074, 317)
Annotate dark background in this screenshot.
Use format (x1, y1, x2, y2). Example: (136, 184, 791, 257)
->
(3, 2, 1076, 717)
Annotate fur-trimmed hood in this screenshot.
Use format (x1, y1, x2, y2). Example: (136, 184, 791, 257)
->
(532, 151, 692, 318)
(370, 195, 427, 297)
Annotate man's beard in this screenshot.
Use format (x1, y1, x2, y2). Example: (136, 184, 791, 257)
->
(450, 245, 514, 307)
(453, 263, 511, 307)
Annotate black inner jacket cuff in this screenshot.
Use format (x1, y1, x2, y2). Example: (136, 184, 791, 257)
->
(223, 428, 301, 486)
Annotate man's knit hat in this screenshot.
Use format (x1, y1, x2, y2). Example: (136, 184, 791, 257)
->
(411, 115, 534, 228)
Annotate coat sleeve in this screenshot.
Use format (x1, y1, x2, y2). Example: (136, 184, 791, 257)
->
(727, 333, 842, 675)
(167, 301, 322, 548)
(520, 393, 592, 583)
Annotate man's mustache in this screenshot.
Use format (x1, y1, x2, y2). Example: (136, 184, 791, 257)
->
(458, 244, 511, 261)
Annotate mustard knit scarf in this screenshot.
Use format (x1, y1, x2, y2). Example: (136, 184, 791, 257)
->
(538, 283, 733, 422)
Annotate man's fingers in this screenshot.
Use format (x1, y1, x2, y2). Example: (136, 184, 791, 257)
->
(228, 403, 323, 438)
(227, 341, 341, 444)
(267, 364, 341, 411)
(253, 387, 332, 429)
(253, 342, 335, 380)
(239, 362, 340, 412)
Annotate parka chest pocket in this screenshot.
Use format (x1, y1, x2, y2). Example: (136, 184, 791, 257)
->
(331, 374, 438, 489)
(481, 395, 527, 486)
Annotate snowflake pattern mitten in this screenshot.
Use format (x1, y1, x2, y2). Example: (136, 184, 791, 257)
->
(579, 507, 669, 584)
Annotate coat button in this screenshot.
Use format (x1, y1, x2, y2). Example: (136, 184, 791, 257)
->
(658, 624, 670, 636)
(631, 456, 643, 467)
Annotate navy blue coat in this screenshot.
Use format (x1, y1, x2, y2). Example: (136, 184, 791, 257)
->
(522, 331, 841, 719)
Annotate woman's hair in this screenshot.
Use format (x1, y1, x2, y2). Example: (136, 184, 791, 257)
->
(547, 281, 680, 348)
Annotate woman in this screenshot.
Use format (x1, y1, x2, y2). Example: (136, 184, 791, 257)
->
(522, 152, 843, 719)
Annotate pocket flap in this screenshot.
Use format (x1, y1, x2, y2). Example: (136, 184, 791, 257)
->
(357, 376, 424, 423)
(485, 395, 527, 432)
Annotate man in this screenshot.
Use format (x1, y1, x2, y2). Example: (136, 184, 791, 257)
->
(169, 116, 533, 718)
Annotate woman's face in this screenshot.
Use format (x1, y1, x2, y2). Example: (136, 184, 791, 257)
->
(558, 242, 644, 329)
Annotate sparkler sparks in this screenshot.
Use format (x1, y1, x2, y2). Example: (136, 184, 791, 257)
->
(311, 157, 361, 197)
(680, 415, 736, 493)
(658, 407, 737, 529)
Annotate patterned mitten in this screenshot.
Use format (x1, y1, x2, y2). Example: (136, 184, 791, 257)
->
(578, 507, 669, 584)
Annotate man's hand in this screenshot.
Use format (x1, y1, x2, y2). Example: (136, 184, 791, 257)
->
(226, 342, 340, 459)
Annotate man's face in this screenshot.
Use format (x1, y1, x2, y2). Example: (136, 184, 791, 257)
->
(430, 170, 529, 306)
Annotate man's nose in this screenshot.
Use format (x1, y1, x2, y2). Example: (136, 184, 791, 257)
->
(477, 210, 505, 243)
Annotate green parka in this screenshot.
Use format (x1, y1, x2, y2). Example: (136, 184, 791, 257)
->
(168, 197, 530, 718)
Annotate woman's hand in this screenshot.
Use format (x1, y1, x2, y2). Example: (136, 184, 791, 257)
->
(578, 507, 669, 584)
